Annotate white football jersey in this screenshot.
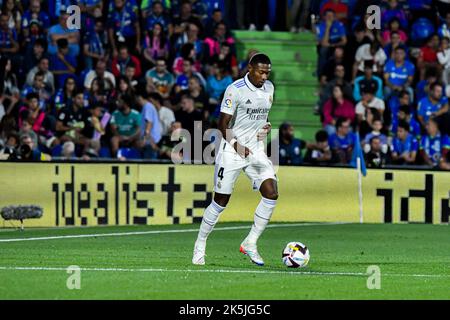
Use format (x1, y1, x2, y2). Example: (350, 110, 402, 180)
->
(220, 73, 274, 153)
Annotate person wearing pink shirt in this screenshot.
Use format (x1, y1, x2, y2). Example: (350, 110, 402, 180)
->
(323, 84, 355, 135)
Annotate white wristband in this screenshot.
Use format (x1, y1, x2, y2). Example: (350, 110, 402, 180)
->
(229, 138, 237, 147)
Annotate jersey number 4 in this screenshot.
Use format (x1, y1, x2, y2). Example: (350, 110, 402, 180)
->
(218, 167, 224, 180)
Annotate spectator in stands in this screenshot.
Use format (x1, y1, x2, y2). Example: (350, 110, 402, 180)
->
(22, 0, 51, 37)
(26, 57, 55, 96)
(115, 75, 136, 101)
(175, 58, 206, 93)
(83, 18, 108, 71)
(383, 46, 415, 102)
(278, 122, 304, 165)
(142, 22, 170, 68)
(415, 67, 439, 102)
(364, 136, 390, 168)
(352, 41, 387, 80)
(316, 9, 347, 78)
(19, 118, 38, 149)
(380, 18, 407, 45)
(159, 121, 183, 161)
(417, 82, 449, 129)
(353, 60, 384, 102)
(391, 104, 421, 139)
(172, 1, 202, 38)
(0, 12, 19, 58)
(84, 59, 116, 91)
(204, 8, 227, 38)
(356, 88, 385, 137)
(0, 131, 19, 159)
(383, 31, 408, 60)
(148, 92, 175, 137)
(363, 118, 388, 147)
(320, 46, 349, 85)
(391, 120, 419, 165)
(317, 64, 353, 115)
(175, 94, 203, 136)
(304, 130, 335, 165)
(18, 133, 51, 161)
(144, 0, 173, 34)
(146, 57, 175, 100)
(419, 117, 450, 168)
(381, 0, 408, 31)
(110, 94, 142, 157)
(0, 57, 20, 119)
(47, 9, 80, 57)
(438, 12, 450, 39)
(136, 91, 161, 159)
(124, 62, 139, 90)
(289, 0, 311, 33)
(108, 0, 141, 57)
(55, 90, 91, 149)
(437, 37, 450, 88)
(173, 42, 201, 75)
(204, 22, 235, 64)
(54, 76, 78, 111)
(23, 38, 46, 74)
(320, 0, 348, 24)
(50, 39, 77, 89)
(174, 22, 203, 62)
(18, 93, 45, 140)
(21, 71, 51, 110)
(112, 44, 142, 78)
(212, 42, 239, 79)
(417, 34, 441, 81)
(322, 84, 355, 135)
(186, 76, 210, 118)
(328, 117, 355, 164)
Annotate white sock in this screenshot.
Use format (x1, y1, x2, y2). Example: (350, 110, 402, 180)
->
(246, 197, 277, 244)
(196, 200, 226, 245)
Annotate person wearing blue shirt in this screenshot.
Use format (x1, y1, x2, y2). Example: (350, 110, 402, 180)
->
(415, 68, 438, 102)
(206, 63, 233, 102)
(391, 104, 421, 139)
(107, 0, 141, 56)
(328, 117, 355, 164)
(278, 122, 305, 165)
(145, 1, 172, 32)
(391, 120, 419, 165)
(419, 118, 450, 167)
(383, 47, 415, 101)
(82, 18, 107, 70)
(47, 10, 81, 57)
(22, 0, 51, 32)
(50, 39, 77, 89)
(316, 9, 347, 78)
(417, 82, 449, 128)
(137, 92, 162, 160)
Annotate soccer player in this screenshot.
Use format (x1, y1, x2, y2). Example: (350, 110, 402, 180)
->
(192, 53, 277, 266)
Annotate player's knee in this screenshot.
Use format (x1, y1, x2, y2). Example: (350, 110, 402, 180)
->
(214, 193, 230, 207)
(264, 192, 278, 201)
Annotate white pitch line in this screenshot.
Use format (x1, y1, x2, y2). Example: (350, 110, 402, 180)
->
(0, 222, 348, 243)
(0, 266, 448, 279)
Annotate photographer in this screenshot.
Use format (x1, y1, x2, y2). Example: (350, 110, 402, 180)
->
(9, 134, 51, 161)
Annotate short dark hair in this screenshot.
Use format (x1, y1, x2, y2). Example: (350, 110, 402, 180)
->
(249, 53, 271, 66)
(34, 70, 45, 79)
(121, 94, 134, 108)
(398, 120, 410, 132)
(26, 92, 39, 100)
(336, 117, 349, 129)
(429, 82, 442, 91)
(148, 92, 163, 105)
(315, 130, 328, 142)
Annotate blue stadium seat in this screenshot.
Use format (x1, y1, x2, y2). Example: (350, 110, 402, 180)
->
(117, 148, 142, 159)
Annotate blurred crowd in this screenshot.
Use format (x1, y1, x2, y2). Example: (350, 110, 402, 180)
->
(0, 0, 449, 171)
(279, 0, 450, 170)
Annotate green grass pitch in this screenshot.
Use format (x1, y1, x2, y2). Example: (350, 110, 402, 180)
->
(0, 222, 449, 299)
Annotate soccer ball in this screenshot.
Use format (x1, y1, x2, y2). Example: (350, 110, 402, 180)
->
(282, 242, 310, 268)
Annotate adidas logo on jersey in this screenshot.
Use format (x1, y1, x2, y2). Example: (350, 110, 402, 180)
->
(246, 99, 252, 104)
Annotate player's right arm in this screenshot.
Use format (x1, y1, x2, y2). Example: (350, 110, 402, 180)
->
(218, 84, 251, 158)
